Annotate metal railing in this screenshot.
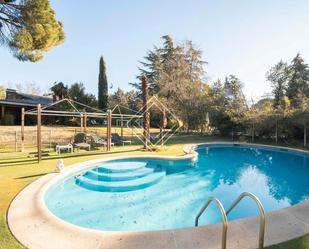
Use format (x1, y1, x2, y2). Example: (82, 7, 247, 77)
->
(195, 192, 265, 249)
(226, 192, 265, 249)
(195, 197, 228, 249)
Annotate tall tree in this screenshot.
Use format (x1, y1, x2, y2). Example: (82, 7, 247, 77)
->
(0, 0, 65, 62)
(155, 41, 206, 131)
(108, 88, 139, 113)
(286, 53, 309, 108)
(266, 60, 289, 109)
(131, 35, 176, 96)
(68, 83, 97, 108)
(98, 56, 108, 111)
(50, 82, 68, 101)
(223, 75, 248, 128)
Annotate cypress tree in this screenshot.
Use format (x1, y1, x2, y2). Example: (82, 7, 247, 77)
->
(98, 56, 108, 111)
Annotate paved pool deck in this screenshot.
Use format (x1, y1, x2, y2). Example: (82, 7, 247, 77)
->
(7, 153, 309, 249)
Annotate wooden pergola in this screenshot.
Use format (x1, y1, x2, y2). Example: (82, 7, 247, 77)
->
(22, 98, 143, 162)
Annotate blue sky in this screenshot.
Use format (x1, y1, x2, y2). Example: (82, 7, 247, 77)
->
(1, 0, 309, 101)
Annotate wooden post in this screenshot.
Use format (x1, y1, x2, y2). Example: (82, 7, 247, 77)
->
(37, 104, 42, 163)
(142, 75, 149, 149)
(109, 111, 112, 151)
(15, 131, 18, 152)
(84, 113, 87, 133)
(21, 108, 25, 152)
(121, 115, 124, 139)
(304, 120, 307, 147)
(106, 110, 112, 151)
(80, 113, 83, 132)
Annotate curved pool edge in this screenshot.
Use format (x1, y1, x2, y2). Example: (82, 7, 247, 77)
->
(7, 145, 309, 249)
(195, 141, 309, 155)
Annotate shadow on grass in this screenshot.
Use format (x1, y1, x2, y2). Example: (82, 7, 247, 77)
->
(0, 147, 142, 167)
(14, 173, 48, 179)
(0, 158, 38, 167)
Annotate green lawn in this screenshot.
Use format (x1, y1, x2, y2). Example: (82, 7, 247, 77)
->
(0, 135, 308, 249)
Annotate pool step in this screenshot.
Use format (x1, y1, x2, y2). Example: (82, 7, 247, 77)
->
(84, 167, 154, 181)
(94, 161, 148, 173)
(76, 170, 166, 192)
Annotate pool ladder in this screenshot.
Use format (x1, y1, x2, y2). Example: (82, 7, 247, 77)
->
(195, 192, 265, 249)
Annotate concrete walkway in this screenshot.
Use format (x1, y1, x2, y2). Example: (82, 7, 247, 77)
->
(8, 155, 309, 249)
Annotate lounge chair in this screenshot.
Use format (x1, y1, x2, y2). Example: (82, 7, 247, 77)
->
(112, 133, 131, 146)
(72, 133, 91, 151)
(89, 134, 114, 149)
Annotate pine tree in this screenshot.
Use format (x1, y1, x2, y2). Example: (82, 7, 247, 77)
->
(0, 0, 65, 62)
(98, 56, 108, 111)
(286, 53, 309, 108)
(131, 35, 176, 96)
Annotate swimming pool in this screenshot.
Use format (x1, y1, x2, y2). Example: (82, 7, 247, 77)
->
(45, 143, 309, 232)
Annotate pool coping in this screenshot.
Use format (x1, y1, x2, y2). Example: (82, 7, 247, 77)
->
(7, 142, 309, 249)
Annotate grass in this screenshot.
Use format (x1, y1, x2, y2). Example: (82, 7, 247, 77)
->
(267, 235, 309, 249)
(0, 134, 308, 249)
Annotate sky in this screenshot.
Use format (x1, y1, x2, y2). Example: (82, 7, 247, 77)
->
(1, 0, 309, 101)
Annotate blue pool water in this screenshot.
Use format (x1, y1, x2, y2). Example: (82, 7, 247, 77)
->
(45, 144, 309, 231)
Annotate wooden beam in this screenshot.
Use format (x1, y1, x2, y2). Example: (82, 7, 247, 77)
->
(109, 110, 112, 151)
(80, 113, 83, 132)
(121, 115, 124, 139)
(37, 104, 42, 163)
(84, 113, 87, 133)
(21, 108, 25, 152)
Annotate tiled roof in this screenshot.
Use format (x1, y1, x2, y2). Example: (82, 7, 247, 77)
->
(0, 93, 53, 107)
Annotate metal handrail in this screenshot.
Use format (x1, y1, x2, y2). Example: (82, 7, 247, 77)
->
(226, 192, 265, 249)
(195, 197, 228, 249)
